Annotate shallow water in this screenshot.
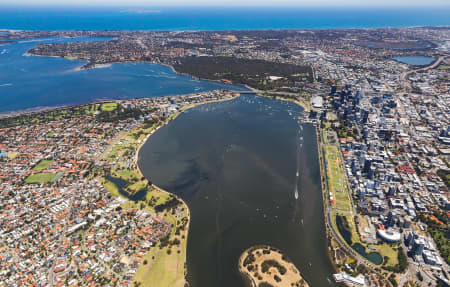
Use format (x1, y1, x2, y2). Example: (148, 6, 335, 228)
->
(0, 37, 242, 113)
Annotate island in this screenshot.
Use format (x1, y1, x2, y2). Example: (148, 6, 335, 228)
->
(239, 245, 310, 287)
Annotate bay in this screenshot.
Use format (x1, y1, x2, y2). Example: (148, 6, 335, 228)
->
(138, 95, 339, 287)
(0, 37, 242, 114)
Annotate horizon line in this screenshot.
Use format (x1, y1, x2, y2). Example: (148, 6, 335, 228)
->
(2, 3, 450, 8)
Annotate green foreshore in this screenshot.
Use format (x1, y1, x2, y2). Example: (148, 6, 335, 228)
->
(100, 93, 240, 287)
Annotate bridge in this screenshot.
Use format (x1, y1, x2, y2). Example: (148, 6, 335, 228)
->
(231, 90, 259, 94)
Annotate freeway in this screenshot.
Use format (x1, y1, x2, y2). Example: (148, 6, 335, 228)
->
(400, 56, 448, 91)
(316, 124, 393, 287)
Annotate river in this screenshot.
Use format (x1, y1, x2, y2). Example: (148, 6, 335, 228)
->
(0, 37, 241, 114)
(138, 95, 338, 287)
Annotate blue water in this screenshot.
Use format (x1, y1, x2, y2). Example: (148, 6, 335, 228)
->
(392, 56, 436, 66)
(0, 6, 449, 30)
(0, 37, 243, 113)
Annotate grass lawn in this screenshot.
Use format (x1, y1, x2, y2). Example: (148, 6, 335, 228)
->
(377, 243, 399, 267)
(99, 108, 195, 287)
(25, 173, 56, 184)
(117, 186, 188, 287)
(334, 214, 399, 268)
(125, 180, 148, 194)
(133, 189, 189, 287)
(32, 159, 54, 170)
(134, 243, 186, 287)
(84, 104, 100, 115)
(101, 102, 118, 112)
(332, 214, 359, 244)
(101, 177, 121, 197)
(324, 145, 352, 213)
(114, 169, 141, 182)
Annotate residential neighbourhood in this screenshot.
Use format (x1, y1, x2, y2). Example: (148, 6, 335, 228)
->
(0, 91, 236, 286)
(0, 25, 449, 286)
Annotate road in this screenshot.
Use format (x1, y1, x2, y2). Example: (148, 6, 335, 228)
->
(48, 194, 75, 286)
(316, 125, 393, 287)
(399, 56, 448, 91)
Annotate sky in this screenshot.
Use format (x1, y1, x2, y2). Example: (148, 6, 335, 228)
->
(1, 0, 449, 6)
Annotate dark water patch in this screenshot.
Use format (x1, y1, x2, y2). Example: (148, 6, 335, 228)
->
(106, 175, 147, 201)
(139, 95, 337, 286)
(335, 215, 352, 245)
(351, 243, 383, 266)
(335, 215, 383, 265)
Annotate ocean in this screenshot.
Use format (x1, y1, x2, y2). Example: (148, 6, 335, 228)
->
(0, 6, 449, 30)
(1, 6, 448, 113)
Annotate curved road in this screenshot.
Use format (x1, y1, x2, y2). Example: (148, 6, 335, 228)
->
(400, 56, 448, 91)
(316, 125, 393, 287)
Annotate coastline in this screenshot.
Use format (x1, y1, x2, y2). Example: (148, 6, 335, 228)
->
(0, 98, 119, 119)
(255, 90, 311, 112)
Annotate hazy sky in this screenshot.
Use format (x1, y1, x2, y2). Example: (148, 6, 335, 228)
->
(1, 0, 449, 6)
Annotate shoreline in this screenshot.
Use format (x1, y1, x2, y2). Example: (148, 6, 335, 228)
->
(0, 52, 248, 119)
(133, 93, 241, 286)
(315, 124, 343, 277)
(0, 100, 116, 119)
(255, 89, 310, 111)
(0, 89, 246, 120)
